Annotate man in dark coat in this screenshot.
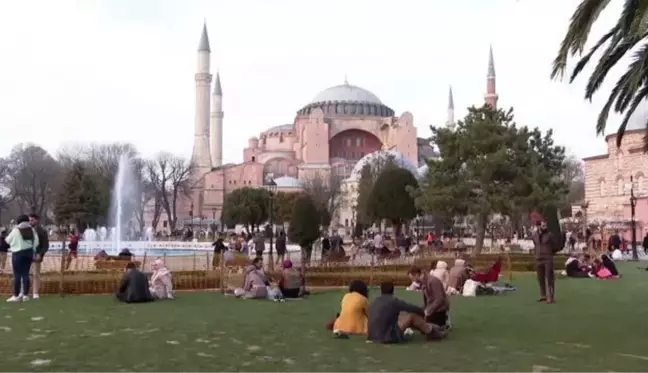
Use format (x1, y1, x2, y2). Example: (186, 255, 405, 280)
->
(367, 281, 446, 343)
(532, 220, 558, 303)
(116, 262, 154, 303)
(29, 214, 49, 299)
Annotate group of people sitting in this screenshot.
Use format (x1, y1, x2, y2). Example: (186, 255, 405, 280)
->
(563, 252, 620, 279)
(115, 258, 174, 303)
(326, 266, 450, 343)
(407, 257, 509, 297)
(227, 258, 307, 301)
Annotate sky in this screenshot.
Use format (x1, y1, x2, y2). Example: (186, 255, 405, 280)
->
(0, 0, 633, 163)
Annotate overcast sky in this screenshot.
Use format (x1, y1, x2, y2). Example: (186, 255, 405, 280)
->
(0, 0, 632, 163)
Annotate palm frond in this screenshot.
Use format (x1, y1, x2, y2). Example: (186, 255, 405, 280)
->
(569, 26, 620, 83)
(551, 0, 613, 80)
(616, 84, 648, 147)
(595, 73, 630, 134)
(614, 41, 648, 112)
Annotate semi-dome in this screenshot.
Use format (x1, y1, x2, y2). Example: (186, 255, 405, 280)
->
(297, 81, 394, 118)
(349, 150, 418, 181)
(273, 176, 304, 188)
(310, 84, 383, 105)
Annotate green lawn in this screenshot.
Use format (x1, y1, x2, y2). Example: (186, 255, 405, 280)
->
(1, 264, 647, 372)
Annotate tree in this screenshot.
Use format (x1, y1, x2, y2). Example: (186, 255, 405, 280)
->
(415, 105, 567, 253)
(3, 144, 60, 219)
(288, 193, 320, 248)
(356, 153, 397, 226)
(53, 162, 104, 229)
(146, 152, 194, 232)
(551, 0, 648, 148)
(302, 172, 342, 229)
(57, 142, 141, 227)
(221, 187, 270, 232)
(132, 158, 156, 233)
(368, 167, 418, 235)
(274, 191, 300, 224)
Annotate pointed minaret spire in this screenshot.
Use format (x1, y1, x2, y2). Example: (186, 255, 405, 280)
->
(198, 22, 211, 52)
(211, 70, 224, 167)
(447, 85, 455, 129)
(485, 45, 498, 109)
(487, 45, 495, 78)
(214, 71, 222, 95)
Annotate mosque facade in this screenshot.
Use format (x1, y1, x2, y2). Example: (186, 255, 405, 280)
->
(146, 23, 500, 232)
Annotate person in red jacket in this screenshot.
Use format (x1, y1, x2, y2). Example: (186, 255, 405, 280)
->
(66, 230, 79, 270)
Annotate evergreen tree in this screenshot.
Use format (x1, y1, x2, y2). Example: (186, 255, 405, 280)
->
(356, 154, 396, 225)
(288, 194, 320, 248)
(368, 167, 418, 235)
(53, 161, 104, 229)
(416, 105, 567, 253)
(221, 187, 270, 232)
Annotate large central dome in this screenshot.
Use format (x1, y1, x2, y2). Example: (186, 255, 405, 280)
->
(297, 81, 394, 118)
(310, 83, 383, 105)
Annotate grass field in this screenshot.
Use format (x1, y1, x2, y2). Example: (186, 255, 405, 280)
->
(0, 263, 647, 372)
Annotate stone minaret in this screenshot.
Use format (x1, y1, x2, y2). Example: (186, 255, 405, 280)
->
(446, 85, 455, 129)
(210, 72, 223, 167)
(191, 22, 213, 174)
(484, 45, 498, 109)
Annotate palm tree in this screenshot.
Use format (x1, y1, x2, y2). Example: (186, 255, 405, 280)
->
(551, 0, 648, 149)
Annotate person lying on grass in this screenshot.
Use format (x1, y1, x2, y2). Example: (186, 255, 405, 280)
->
(367, 281, 447, 343)
(116, 262, 154, 304)
(327, 280, 369, 337)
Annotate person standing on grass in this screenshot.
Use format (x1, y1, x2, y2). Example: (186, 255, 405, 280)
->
(0, 229, 9, 273)
(253, 232, 265, 259)
(66, 229, 79, 270)
(4, 215, 39, 302)
(29, 214, 49, 299)
(532, 219, 558, 303)
(275, 231, 287, 265)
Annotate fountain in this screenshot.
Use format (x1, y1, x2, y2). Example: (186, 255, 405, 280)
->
(108, 154, 139, 253)
(83, 228, 97, 242)
(98, 226, 108, 241)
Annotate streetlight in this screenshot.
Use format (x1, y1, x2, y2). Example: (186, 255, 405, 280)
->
(189, 202, 194, 240)
(630, 176, 638, 260)
(351, 202, 357, 237)
(415, 215, 421, 243)
(264, 179, 277, 270)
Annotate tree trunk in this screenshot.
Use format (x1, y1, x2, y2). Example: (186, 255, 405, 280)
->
(473, 213, 488, 255)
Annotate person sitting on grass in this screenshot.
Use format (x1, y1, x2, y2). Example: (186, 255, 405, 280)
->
(590, 258, 619, 279)
(327, 280, 369, 337)
(278, 260, 305, 298)
(232, 258, 269, 299)
(408, 266, 451, 330)
(149, 258, 174, 299)
(367, 281, 447, 343)
(447, 259, 468, 295)
(600, 253, 620, 277)
(563, 254, 590, 278)
(116, 262, 154, 303)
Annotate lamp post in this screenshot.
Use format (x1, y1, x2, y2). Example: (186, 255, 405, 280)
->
(351, 202, 357, 237)
(630, 176, 638, 260)
(189, 202, 194, 240)
(415, 215, 421, 243)
(264, 180, 277, 270)
(212, 208, 217, 238)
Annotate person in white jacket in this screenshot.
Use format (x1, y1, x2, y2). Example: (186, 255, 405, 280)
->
(4, 215, 39, 302)
(149, 259, 173, 299)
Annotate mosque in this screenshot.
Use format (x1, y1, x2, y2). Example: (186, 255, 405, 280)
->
(146, 23, 500, 232)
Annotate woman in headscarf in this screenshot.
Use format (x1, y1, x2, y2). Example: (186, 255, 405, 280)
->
(327, 280, 369, 337)
(447, 258, 468, 294)
(4, 215, 39, 302)
(278, 260, 304, 298)
(430, 260, 450, 291)
(234, 258, 269, 299)
(149, 258, 174, 299)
